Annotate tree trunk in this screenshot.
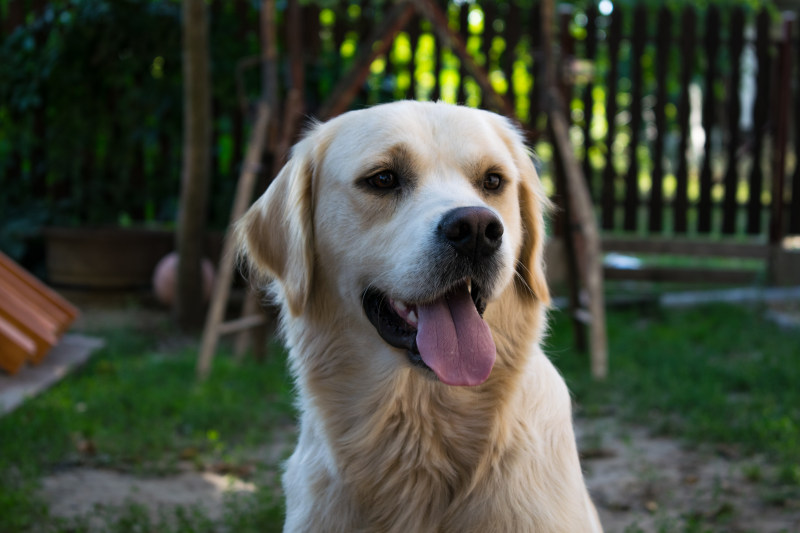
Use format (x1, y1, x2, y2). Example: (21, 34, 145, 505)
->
(176, 0, 212, 330)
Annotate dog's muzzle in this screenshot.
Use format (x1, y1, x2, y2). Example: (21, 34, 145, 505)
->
(362, 206, 503, 387)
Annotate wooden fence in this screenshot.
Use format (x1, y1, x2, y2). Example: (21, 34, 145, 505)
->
(567, 5, 799, 243)
(1, 1, 798, 264)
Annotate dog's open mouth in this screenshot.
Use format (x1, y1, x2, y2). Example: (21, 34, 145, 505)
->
(362, 280, 496, 386)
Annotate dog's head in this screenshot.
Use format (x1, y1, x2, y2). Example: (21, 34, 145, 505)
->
(237, 101, 549, 386)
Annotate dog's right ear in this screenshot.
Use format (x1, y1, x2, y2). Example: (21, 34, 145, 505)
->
(235, 137, 315, 317)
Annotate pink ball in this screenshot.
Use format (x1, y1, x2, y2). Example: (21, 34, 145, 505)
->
(152, 252, 215, 306)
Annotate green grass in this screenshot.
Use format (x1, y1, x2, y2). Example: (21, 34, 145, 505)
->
(0, 328, 294, 532)
(551, 302, 800, 469)
(1, 301, 799, 531)
(42, 492, 285, 533)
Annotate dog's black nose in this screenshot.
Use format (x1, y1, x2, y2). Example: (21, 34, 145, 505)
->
(439, 207, 503, 259)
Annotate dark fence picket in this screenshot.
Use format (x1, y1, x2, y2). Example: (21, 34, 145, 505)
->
(625, 5, 645, 232)
(769, 16, 793, 245)
(558, 7, 574, 103)
(210, 0, 226, 214)
(649, 5, 670, 233)
(333, 1, 349, 78)
(431, 2, 442, 101)
(31, 0, 49, 199)
(552, 7, 576, 239)
(527, 2, 542, 127)
(456, 3, 468, 104)
(131, 144, 146, 220)
(698, 6, 720, 234)
(1, 1, 24, 191)
(383, 43, 395, 102)
(159, 132, 173, 205)
(581, 6, 597, 198)
(792, 9, 800, 235)
(407, 14, 421, 100)
(600, 8, 622, 230)
(303, 4, 323, 108)
(748, 9, 771, 235)
(234, 0, 249, 39)
(4, 0, 800, 251)
(722, 8, 745, 235)
(481, 2, 496, 108)
(2, 0, 23, 36)
(357, 1, 375, 105)
(31, 94, 47, 198)
(674, 7, 695, 234)
(231, 94, 245, 169)
(504, 2, 521, 108)
(32, 0, 45, 18)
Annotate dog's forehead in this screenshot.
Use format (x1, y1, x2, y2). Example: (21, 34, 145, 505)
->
(318, 103, 517, 178)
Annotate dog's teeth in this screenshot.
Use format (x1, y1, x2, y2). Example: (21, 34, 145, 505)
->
(467, 279, 472, 294)
(407, 310, 418, 325)
(393, 299, 407, 313)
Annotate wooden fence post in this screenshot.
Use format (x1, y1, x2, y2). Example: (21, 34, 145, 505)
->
(674, 7, 696, 234)
(319, 2, 416, 119)
(698, 5, 720, 234)
(748, 10, 771, 235)
(649, 5, 671, 234)
(197, 103, 271, 380)
(543, 0, 608, 379)
(625, 5, 645, 232)
(792, 7, 800, 235)
(581, 6, 597, 198)
(600, 8, 621, 230)
(722, 8, 745, 235)
(770, 14, 794, 246)
(549, 89, 609, 380)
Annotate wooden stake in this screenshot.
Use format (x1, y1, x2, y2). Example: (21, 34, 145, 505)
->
(318, 2, 417, 119)
(548, 88, 608, 380)
(410, 0, 517, 120)
(197, 102, 271, 380)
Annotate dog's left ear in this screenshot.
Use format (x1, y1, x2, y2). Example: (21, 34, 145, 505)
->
(234, 136, 316, 316)
(516, 163, 551, 305)
(493, 117, 551, 305)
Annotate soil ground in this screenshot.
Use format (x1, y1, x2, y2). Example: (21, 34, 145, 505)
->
(38, 416, 800, 532)
(34, 292, 800, 532)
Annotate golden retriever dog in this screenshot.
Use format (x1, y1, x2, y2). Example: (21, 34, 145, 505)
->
(236, 101, 602, 532)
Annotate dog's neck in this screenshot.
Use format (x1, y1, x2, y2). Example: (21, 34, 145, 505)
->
(281, 283, 545, 526)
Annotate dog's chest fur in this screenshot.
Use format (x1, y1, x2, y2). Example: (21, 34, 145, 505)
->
(280, 295, 590, 532)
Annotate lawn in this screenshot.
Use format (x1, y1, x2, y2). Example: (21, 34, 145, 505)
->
(552, 303, 800, 470)
(1, 300, 798, 532)
(0, 320, 295, 533)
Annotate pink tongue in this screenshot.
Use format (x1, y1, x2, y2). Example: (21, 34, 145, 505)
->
(416, 283, 496, 386)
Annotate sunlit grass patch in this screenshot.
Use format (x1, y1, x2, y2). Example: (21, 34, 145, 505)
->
(0, 328, 294, 532)
(551, 302, 800, 467)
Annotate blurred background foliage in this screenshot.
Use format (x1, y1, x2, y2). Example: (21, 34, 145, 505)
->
(0, 0, 787, 263)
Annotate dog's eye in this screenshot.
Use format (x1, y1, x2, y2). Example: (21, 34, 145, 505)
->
(367, 171, 398, 190)
(483, 173, 502, 191)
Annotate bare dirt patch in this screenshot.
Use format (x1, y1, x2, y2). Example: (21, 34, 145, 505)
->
(39, 428, 295, 526)
(39, 417, 800, 532)
(579, 417, 800, 533)
(40, 295, 797, 531)
(766, 300, 800, 330)
(41, 468, 257, 522)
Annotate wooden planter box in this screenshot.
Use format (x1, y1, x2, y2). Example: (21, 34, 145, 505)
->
(44, 227, 174, 289)
(44, 227, 224, 289)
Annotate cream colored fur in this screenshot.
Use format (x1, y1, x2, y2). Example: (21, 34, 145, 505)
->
(236, 101, 602, 532)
